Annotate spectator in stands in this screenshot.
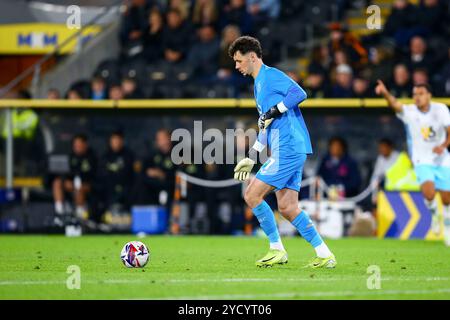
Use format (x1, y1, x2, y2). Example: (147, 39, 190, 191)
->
(331, 64, 353, 98)
(389, 63, 412, 98)
(317, 136, 362, 197)
(91, 77, 107, 100)
(402, 36, 435, 74)
(434, 46, 450, 96)
(412, 68, 429, 86)
(416, 0, 448, 37)
(66, 89, 82, 100)
(52, 134, 97, 220)
(370, 138, 400, 188)
(46, 88, 60, 99)
(304, 65, 330, 98)
(162, 8, 193, 63)
(217, 24, 241, 81)
(187, 24, 220, 82)
(328, 22, 368, 71)
(246, 0, 280, 29)
(135, 129, 176, 210)
(215, 24, 248, 97)
(219, 0, 253, 35)
(286, 70, 300, 83)
(119, 0, 151, 51)
(143, 8, 165, 63)
(108, 84, 125, 100)
(364, 46, 394, 86)
(308, 44, 332, 83)
(192, 0, 218, 29)
(383, 0, 418, 47)
(333, 49, 350, 67)
(99, 129, 135, 213)
(352, 76, 373, 98)
(121, 77, 145, 99)
(169, 0, 192, 21)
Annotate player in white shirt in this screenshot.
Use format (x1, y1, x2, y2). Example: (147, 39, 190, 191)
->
(375, 80, 450, 246)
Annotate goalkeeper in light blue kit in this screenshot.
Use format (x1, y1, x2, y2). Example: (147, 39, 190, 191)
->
(229, 36, 336, 268)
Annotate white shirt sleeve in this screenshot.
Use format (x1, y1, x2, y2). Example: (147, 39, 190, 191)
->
(396, 104, 411, 123)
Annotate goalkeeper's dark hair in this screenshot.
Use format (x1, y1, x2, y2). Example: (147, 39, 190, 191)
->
(228, 36, 262, 58)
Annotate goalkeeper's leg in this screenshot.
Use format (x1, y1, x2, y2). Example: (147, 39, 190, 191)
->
(276, 188, 336, 268)
(244, 178, 287, 266)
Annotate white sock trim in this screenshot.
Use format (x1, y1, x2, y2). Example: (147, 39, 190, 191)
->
(270, 241, 285, 252)
(55, 201, 64, 215)
(315, 242, 333, 258)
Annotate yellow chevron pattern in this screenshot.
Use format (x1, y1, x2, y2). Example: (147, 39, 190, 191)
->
(377, 191, 396, 238)
(377, 191, 444, 240)
(399, 193, 420, 240)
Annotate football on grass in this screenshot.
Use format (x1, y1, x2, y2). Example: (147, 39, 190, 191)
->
(120, 241, 150, 268)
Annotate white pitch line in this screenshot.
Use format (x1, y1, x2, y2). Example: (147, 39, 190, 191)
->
(0, 277, 449, 286)
(0, 280, 64, 286)
(143, 288, 450, 300)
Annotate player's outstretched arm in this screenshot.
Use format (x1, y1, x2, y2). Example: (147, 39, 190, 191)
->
(375, 79, 403, 113)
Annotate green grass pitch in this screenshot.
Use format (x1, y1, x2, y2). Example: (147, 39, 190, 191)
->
(0, 235, 449, 299)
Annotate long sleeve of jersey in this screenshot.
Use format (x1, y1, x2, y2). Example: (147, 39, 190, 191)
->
(281, 84, 307, 110)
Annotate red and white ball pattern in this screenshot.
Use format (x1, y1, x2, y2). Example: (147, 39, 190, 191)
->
(120, 241, 150, 268)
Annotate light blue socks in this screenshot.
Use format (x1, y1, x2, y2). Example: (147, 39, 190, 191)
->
(253, 201, 283, 249)
(291, 211, 323, 248)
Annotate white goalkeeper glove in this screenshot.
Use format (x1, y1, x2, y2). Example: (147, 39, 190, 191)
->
(233, 157, 255, 181)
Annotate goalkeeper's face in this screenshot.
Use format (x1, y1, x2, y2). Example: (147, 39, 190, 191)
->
(233, 51, 254, 77)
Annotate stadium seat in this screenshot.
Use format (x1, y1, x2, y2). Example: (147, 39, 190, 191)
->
(120, 58, 147, 84)
(94, 59, 121, 86)
(171, 64, 194, 83)
(145, 63, 172, 98)
(279, 0, 305, 21)
(303, 2, 331, 26)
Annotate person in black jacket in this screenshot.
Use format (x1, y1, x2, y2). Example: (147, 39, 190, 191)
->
(143, 8, 165, 63)
(317, 137, 362, 198)
(135, 129, 177, 210)
(162, 8, 194, 64)
(100, 130, 135, 212)
(52, 134, 97, 220)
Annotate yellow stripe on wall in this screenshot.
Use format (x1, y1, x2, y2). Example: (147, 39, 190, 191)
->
(376, 191, 396, 238)
(399, 192, 420, 240)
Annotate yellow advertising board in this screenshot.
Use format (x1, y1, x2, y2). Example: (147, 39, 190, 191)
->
(0, 23, 101, 54)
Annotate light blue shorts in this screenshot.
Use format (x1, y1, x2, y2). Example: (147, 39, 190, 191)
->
(415, 165, 450, 191)
(255, 153, 307, 192)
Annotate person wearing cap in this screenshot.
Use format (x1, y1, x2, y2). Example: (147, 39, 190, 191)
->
(331, 64, 353, 98)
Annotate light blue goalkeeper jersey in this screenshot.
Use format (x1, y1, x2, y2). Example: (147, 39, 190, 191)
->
(254, 64, 312, 156)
